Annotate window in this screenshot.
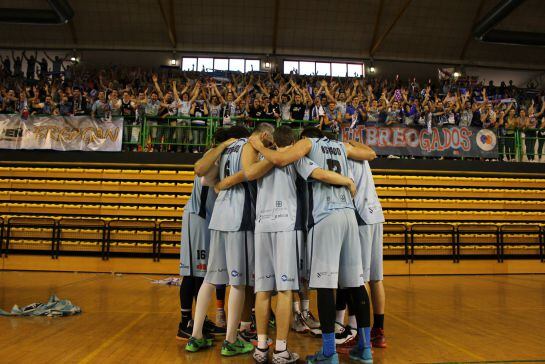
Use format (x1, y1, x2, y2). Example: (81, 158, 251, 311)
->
(316, 62, 331, 76)
(283, 61, 299, 74)
(245, 59, 260, 72)
(198, 58, 214, 72)
(299, 61, 315, 75)
(182, 57, 197, 71)
(229, 58, 245, 72)
(214, 58, 229, 71)
(348, 64, 364, 77)
(331, 63, 347, 77)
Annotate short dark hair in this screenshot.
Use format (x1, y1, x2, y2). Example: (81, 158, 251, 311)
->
(212, 128, 229, 143)
(273, 126, 295, 147)
(225, 126, 250, 139)
(300, 126, 323, 139)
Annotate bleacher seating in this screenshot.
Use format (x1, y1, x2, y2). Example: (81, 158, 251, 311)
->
(0, 166, 544, 262)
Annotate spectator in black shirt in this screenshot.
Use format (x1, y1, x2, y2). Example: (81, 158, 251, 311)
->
(22, 50, 37, 80)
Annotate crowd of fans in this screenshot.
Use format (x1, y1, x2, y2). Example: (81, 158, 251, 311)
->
(1, 52, 544, 159)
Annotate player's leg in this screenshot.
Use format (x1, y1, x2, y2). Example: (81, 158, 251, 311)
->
(178, 211, 198, 339)
(216, 285, 226, 328)
(252, 231, 275, 363)
(270, 231, 301, 363)
(338, 210, 372, 363)
(292, 231, 311, 333)
(186, 230, 227, 352)
(334, 288, 357, 348)
(369, 223, 387, 348)
(220, 231, 254, 356)
(306, 212, 344, 363)
(177, 276, 195, 339)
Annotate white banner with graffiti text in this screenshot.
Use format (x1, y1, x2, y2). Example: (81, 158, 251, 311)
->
(0, 115, 123, 152)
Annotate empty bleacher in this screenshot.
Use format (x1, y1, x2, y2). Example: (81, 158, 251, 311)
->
(0, 165, 544, 266)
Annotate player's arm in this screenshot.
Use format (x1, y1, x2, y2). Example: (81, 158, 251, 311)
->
(310, 168, 356, 197)
(194, 138, 237, 176)
(250, 136, 312, 167)
(214, 170, 245, 193)
(241, 143, 275, 181)
(344, 140, 377, 161)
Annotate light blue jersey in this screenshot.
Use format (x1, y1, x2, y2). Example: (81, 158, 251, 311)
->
(306, 137, 354, 227)
(208, 138, 257, 231)
(185, 175, 217, 220)
(348, 160, 385, 225)
(255, 157, 318, 233)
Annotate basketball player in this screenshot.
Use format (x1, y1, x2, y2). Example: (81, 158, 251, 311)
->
(335, 148, 385, 352)
(185, 124, 275, 357)
(349, 154, 386, 348)
(176, 129, 236, 340)
(234, 126, 357, 363)
(249, 127, 376, 363)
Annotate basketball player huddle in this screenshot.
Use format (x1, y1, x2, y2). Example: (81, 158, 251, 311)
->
(177, 123, 385, 364)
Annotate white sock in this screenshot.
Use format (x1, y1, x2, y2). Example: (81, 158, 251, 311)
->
(301, 300, 310, 312)
(226, 285, 245, 343)
(335, 309, 345, 324)
(191, 282, 215, 339)
(240, 321, 252, 331)
(348, 315, 357, 329)
(293, 301, 301, 314)
(275, 339, 287, 352)
(258, 334, 268, 350)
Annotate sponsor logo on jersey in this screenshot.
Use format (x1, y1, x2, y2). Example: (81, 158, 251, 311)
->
(196, 264, 207, 271)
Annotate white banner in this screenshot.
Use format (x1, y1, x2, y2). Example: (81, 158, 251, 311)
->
(0, 115, 123, 152)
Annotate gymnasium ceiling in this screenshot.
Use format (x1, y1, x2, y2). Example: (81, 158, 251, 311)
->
(0, 0, 545, 69)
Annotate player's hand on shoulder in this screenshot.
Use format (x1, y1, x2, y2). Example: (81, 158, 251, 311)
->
(249, 135, 264, 150)
(222, 138, 237, 147)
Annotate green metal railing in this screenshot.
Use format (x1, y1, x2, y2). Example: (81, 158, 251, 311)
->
(123, 115, 320, 151)
(496, 129, 545, 162)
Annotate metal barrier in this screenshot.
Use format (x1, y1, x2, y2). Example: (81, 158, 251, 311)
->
(409, 224, 456, 262)
(499, 224, 542, 262)
(56, 218, 106, 259)
(121, 116, 321, 151)
(456, 224, 500, 262)
(0, 217, 3, 256)
(5, 217, 56, 257)
(157, 221, 182, 261)
(1, 218, 544, 263)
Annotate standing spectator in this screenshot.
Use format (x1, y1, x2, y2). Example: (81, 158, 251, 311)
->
(537, 116, 545, 162)
(38, 57, 48, 79)
(322, 100, 341, 133)
(44, 52, 67, 79)
(71, 88, 88, 116)
(91, 91, 111, 119)
(22, 50, 37, 80)
(1, 54, 11, 75)
(524, 100, 545, 161)
(189, 98, 209, 152)
(504, 108, 518, 161)
(2, 89, 17, 113)
(12, 51, 23, 77)
(58, 94, 73, 116)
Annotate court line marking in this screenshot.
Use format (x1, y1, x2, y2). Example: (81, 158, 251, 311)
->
(388, 312, 486, 361)
(422, 361, 545, 364)
(78, 312, 146, 364)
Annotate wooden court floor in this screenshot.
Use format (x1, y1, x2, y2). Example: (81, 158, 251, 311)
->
(1, 271, 545, 364)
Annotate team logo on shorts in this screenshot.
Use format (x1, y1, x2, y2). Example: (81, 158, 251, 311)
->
(476, 129, 497, 151)
(231, 270, 240, 277)
(281, 274, 288, 281)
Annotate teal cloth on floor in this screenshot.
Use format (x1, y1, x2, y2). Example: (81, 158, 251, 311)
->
(0, 295, 82, 317)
